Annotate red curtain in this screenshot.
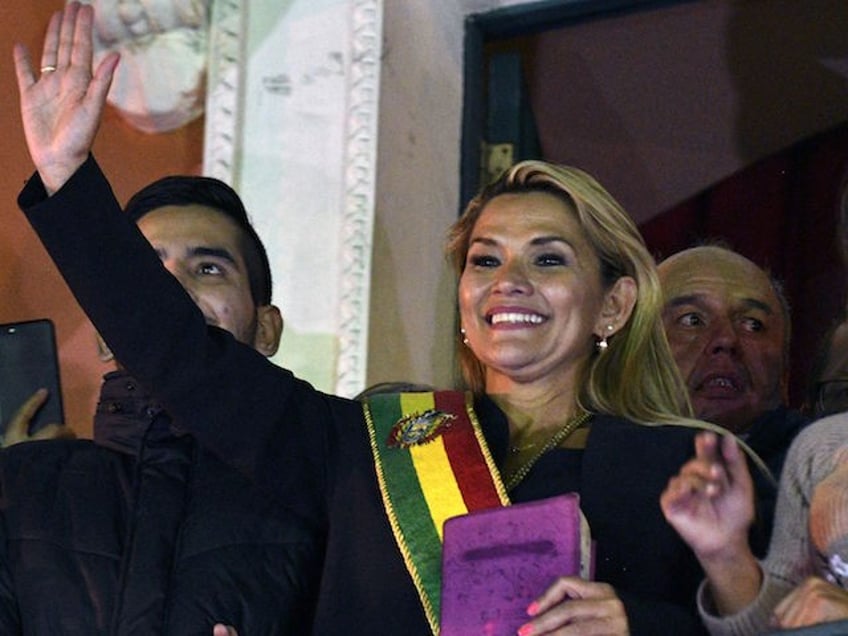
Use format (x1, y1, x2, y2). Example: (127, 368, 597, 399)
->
(640, 122, 848, 408)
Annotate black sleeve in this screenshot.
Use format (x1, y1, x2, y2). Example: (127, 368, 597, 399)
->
(18, 158, 331, 520)
(618, 591, 708, 635)
(0, 461, 22, 634)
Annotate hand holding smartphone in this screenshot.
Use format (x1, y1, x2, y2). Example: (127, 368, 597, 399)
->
(0, 319, 64, 437)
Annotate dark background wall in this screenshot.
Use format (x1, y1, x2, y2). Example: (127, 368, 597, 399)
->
(0, 2, 204, 437)
(480, 0, 848, 407)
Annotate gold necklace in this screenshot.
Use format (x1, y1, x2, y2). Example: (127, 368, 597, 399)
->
(502, 411, 591, 491)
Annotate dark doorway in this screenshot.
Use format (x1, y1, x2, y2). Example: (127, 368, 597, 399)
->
(462, 0, 848, 407)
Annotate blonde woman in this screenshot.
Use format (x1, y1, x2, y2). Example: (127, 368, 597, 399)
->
(16, 5, 718, 634)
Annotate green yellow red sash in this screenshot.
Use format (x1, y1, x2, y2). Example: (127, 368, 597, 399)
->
(362, 390, 510, 634)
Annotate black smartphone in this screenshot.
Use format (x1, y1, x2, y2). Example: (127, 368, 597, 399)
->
(0, 319, 64, 435)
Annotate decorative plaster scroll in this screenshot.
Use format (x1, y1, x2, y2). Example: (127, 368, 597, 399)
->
(202, 0, 244, 183)
(335, 0, 383, 397)
(84, 0, 210, 133)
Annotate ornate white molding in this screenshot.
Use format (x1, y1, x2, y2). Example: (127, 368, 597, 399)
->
(203, 0, 244, 183)
(204, 0, 381, 396)
(334, 0, 382, 396)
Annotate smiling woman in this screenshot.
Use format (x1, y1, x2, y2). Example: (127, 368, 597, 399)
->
(458, 191, 615, 393)
(11, 12, 726, 626)
(432, 160, 726, 634)
(447, 161, 693, 423)
(12, 4, 753, 635)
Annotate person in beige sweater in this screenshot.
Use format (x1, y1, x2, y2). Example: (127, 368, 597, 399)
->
(662, 415, 848, 634)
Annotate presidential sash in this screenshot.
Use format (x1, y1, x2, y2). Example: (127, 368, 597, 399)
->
(363, 390, 510, 634)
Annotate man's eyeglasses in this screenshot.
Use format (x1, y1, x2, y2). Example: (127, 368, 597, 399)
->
(814, 377, 848, 418)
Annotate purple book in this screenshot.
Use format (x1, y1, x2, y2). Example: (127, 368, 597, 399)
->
(440, 493, 592, 636)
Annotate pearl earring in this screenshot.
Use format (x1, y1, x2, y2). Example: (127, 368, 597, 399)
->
(596, 324, 614, 353)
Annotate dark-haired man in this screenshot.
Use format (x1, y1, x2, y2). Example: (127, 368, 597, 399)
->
(0, 174, 318, 633)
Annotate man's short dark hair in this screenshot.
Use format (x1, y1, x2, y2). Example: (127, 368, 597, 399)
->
(124, 176, 273, 306)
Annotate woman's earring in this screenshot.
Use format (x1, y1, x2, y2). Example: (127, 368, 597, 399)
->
(460, 327, 469, 346)
(596, 324, 614, 353)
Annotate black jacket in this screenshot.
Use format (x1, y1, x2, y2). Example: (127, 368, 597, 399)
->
(19, 157, 707, 635)
(745, 406, 809, 557)
(0, 370, 320, 635)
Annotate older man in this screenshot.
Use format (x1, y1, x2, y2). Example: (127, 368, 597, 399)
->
(658, 244, 808, 554)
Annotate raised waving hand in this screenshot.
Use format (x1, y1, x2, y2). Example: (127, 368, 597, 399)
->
(14, 1, 119, 194)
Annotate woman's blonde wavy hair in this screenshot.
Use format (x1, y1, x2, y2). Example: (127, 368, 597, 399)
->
(445, 160, 773, 480)
(446, 160, 693, 426)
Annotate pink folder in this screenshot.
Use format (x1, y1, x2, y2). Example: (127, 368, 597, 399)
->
(440, 493, 592, 636)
